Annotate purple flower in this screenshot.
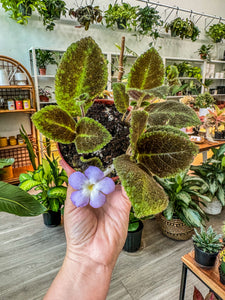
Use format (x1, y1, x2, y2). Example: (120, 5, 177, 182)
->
(68, 166, 115, 208)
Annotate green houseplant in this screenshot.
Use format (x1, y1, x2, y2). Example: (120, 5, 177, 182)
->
(165, 17, 200, 41)
(155, 171, 209, 240)
(31, 36, 201, 219)
(206, 23, 225, 43)
(69, 4, 102, 30)
(194, 92, 215, 109)
(35, 49, 57, 75)
(197, 44, 213, 60)
(219, 249, 225, 284)
(104, 3, 138, 30)
(37, 0, 67, 31)
(192, 226, 223, 267)
(19, 155, 68, 226)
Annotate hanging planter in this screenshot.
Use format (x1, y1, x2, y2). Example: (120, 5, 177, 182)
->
(206, 23, 225, 43)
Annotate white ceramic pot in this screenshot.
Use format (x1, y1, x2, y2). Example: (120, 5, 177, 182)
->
(0, 69, 9, 85)
(199, 108, 210, 117)
(15, 73, 27, 85)
(201, 197, 222, 215)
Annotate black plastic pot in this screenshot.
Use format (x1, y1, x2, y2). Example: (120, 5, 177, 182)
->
(43, 210, 61, 227)
(123, 221, 143, 253)
(116, 18, 126, 29)
(194, 245, 218, 268)
(219, 265, 225, 284)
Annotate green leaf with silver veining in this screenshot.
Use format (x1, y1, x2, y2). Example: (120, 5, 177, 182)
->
(137, 130, 198, 178)
(0, 181, 46, 216)
(55, 37, 108, 116)
(127, 47, 164, 90)
(146, 100, 201, 128)
(19, 173, 32, 183)
(19, 180, 41, 192)
(130, 110, 148, 156)
(75, 117, 112, 154)
(113, 83, 129, 114)
(48, 186, 67, 199)
(32, 106, 76, 143)
(114, 154, 168, 218)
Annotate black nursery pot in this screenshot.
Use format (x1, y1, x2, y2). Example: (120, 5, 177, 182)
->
(43, 210, 61, 227)
(194, 245, 218, 268)
(123, 221, 144, 253)
(116, 18, 127, 29)
(219, 265, 225, 284)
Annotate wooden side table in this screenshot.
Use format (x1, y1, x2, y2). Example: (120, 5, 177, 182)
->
(179, 250, 225, 300)
(198, 140, 225, 162)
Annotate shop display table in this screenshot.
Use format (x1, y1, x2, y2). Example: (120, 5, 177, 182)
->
(179, 250, 225, 300)
(197, 140, 225, 161)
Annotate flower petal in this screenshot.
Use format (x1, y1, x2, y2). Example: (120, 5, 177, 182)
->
(69, 172, 88, 190)
(84, 166, 104, 184)
(71, 190, 89, 207)
(89, 190, 106, 208)
(94, 177, 115, 195)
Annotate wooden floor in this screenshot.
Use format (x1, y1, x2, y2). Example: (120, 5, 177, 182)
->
(1, 210, 225, 300)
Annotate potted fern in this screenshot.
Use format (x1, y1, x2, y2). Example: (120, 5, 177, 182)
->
(31, 37, 201, 221)
(192, 226, 223, 268)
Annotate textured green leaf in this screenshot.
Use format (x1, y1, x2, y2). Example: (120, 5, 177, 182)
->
(216, 185, 225, 205)
(182, 207, 202, 228)
(128, 86, 169, 101)
(146, 125, 189, 140)
(80, 157, 103, 169)
(32, 106, 76, 143)
(127, 48, 164, 90)
(55, 37, 108, 116)
(0, 181, 46, 216)
(130, 110, 148, 156)
(217, 173, 225, 185)
(146, 100, 201, 128)
(49, 199, 60, 212)
(33, 169, 44, 182)
(176, 191, 192, 206)
(0, 158, 15, 168)
(48, 186, 67, 199)
(163, 200, 174, 220)
(19, 173, 32, 183)
(114, 154, 168, 218)
(19, 180, 41, 191)
(42, 158, 51, 179)
(137, 130, 198, 178)
(75, 117, 112, 154)
(113, 83, 129, 113)
(209, 180, 218, 195)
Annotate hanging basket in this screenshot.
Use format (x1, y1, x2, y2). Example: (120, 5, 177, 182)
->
(156, 213, 194, 241)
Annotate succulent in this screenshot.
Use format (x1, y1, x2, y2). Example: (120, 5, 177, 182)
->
(32, 36, 201, 218)
(192, 226, 223, 253)
(194, 92, 215, 109)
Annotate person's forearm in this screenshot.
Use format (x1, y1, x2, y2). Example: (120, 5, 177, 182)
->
(44, 254, 114, 300)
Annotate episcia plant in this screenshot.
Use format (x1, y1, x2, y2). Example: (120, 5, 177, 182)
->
(32, 37, 201, 218)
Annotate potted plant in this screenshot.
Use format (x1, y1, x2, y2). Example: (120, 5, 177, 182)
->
(31, 37, 201, 220)
(35, 49, 57, 75)
(135, 6, 163, 40)
(123, 209, 143, 252)
(104, 3, 138, 30)
(219, 249, 225, 284)
(19, 155, 68, 226)
(204, 105, 225, 139)
(206, 23, 225, 43)
(193, 286, 217, 299)
(155, 171, 209, 240)
(39, 86, 52, 102)
(0, 158, 15, 180)
(192, 226, 223, 268)
(194, 92, 215, 116)
(165, 17, 200, 41)
(197, 44, 213, 60)
(37, 0, 67, 31)
(69, 3, 102, 30)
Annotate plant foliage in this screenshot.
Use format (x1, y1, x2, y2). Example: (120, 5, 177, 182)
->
(69, 5, 102, 30)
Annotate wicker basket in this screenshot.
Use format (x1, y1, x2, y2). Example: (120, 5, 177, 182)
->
(156, 213, 194, 241)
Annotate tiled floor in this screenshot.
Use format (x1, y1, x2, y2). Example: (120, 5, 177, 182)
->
(1, 209, 225, 300)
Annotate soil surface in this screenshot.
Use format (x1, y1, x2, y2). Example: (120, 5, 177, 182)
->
(58, 102, 130, 174)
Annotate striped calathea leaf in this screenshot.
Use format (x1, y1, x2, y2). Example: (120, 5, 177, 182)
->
(114, 154, 168, 218)
(55, 37, 108, 117)
(146, 100, 201, 128)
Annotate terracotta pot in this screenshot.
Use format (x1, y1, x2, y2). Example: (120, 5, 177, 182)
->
(0, 165, 13, 180)
(39, 68, 46, 75)
(39, 95, 49, 102)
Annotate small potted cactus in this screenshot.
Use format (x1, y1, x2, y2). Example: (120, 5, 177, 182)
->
(192, 226, 223, 268)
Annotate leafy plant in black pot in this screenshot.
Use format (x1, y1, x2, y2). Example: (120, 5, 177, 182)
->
(31, 37, 201, 219)
(156, 171, 209, 240)
(104, 3, 138, 30)
(192, 226, 223, 268)
(135, 6, 163, 40)
(206, 23, 225, 43)
(69, 4, 102, 30)
(37, 0, 67, 31)
(123, 209, 143, 252)
(19, 155, 68, 227)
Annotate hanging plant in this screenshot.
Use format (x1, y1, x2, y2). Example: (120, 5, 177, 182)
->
(206, 22, 225, 43)
(135, 6, 163, 40)
(165, 17, 200, 42)
(104, 2, 138, 31)
(69, 4, 102, 30)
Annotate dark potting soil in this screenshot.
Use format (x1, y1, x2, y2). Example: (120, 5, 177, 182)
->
(58, 102, 130, 173)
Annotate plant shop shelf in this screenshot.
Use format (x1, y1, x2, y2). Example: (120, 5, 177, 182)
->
(0, 85, 33, 89)
(0, 109, 35, 113)
(0, 144, 27, 151)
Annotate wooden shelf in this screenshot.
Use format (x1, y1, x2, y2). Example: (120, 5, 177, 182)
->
(0, 109, 35, 113)
(0, 85, 32, 89)
(0, 144, 27, 151)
